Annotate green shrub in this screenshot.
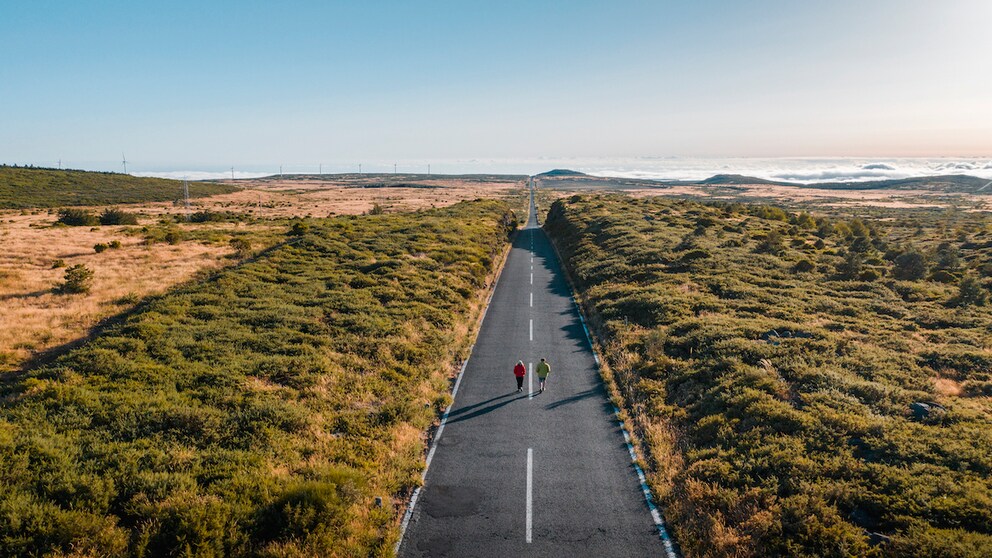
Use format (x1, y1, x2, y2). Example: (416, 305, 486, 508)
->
(51, 259, 66, 269)
(545, 194, 992, 558)
(1, 200, 515, 556)
(955, 276, 988, 307)
(230, 238, 252, 257)
(99, 208, 139, 225)
(367, 203, 385, 215)
(931, 269, 958, 283)
(93, 243, 108, 253)
(163, 229, 184, 244)
(55, 264, 94, 294)
(288, 221, 309, 236)
(57, 208, 99, 226)
(893, 249, 928, 280)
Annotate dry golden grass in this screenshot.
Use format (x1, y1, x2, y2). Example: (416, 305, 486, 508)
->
(0, 212, 234, 371)
(1, 176, 526, 374)
(123, 175, 526, 219)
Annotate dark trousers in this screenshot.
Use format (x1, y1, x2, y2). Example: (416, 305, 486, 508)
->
(515, 376, 524, 389)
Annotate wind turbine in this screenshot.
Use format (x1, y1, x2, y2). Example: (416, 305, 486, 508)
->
(121, 153, 128, 174)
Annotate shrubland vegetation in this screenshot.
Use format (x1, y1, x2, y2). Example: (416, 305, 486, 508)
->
(545, 194, 992, 557)
(0, 200, 515, 556)
(0, 166, 237, 208)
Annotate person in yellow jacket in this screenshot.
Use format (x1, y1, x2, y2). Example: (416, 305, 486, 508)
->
(536, 358, 551, 393)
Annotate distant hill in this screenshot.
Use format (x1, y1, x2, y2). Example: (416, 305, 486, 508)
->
(811, 174, 991, 192)
(0, 166, 239, 209)
(698, 174, 793, 186)
(692, 173, 992, 193)
(537, 169, 588, 177)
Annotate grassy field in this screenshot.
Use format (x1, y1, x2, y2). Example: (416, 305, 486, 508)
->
(0, 209, 289, 374)
(0, 170, 531, 380)
(0, 200, 516, 557)
(545, 194, 992, 557)
(0, 166, 238, 208)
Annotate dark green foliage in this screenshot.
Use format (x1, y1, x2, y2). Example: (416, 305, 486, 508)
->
(51, 259, 66, 269)
(0, 200, 514, 556)
(99, 208, 139, 225)
(163, 229, 184, 245)
(545, 195, 992, 557)
(367, 202, 385, 215)
(93, 243, 108, 253)
(288, 221, 309, 236)
(935, 241, 961, 271)
(55, 264, 94, 294)
(57, 208, 99, 226)
(893, 249, 928, 280)
(229, 238, 252, 257)
(188, 210, 244, 223)
(793, 259, 815, 273)
(755, 230, 785, 255)
(955, 276, 988, 307)
(109, 240, 122, 250)
(0, 166, 238, 208)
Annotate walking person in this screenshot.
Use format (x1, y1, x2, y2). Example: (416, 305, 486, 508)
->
(513, 360, 526, 393)
(536, 358, 551, 393)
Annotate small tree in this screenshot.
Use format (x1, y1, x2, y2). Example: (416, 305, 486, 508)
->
(893, 250, 928, 280)
(935, 241, 961, 271)
(55, 264, 94, 294)
(955, 276, 988, 307)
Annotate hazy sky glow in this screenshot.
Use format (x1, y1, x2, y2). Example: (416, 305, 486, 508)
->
(2, 0, 991, 172)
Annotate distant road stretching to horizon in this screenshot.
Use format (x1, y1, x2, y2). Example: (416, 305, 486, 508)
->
(398, 183, 667, 557)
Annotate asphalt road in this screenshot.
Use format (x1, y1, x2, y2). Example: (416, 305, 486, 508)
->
(398, 182, 663, 557)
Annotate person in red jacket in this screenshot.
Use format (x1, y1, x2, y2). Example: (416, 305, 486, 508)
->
(513, 360, 526, 393)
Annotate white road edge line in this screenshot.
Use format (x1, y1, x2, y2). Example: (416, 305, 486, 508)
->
(526, 448, 533, 543)
(395, 236, 513, 555)
(570, 300, 678, 555)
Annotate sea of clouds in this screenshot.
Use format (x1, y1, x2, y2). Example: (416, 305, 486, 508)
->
(131, 157, 992, 184)
(572, 157, 992, 184)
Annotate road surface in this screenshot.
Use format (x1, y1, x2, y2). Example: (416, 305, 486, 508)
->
(399, 181, 665, 557)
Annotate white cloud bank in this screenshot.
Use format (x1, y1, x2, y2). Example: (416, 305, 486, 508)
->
(129, 157, 992, 184)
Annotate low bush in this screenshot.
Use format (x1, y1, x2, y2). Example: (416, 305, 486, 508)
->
(99, 208, 139, 225)
(1, 200, 515, 556)
(54, 264, 94, 294)
(57, 208, 99, 226)
(546, 194, 992, 557)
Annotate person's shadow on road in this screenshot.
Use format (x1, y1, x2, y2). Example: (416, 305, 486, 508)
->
(446, 392, 529, 424)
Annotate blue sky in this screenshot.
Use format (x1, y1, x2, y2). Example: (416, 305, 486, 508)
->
(1, 1, 990, 172)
